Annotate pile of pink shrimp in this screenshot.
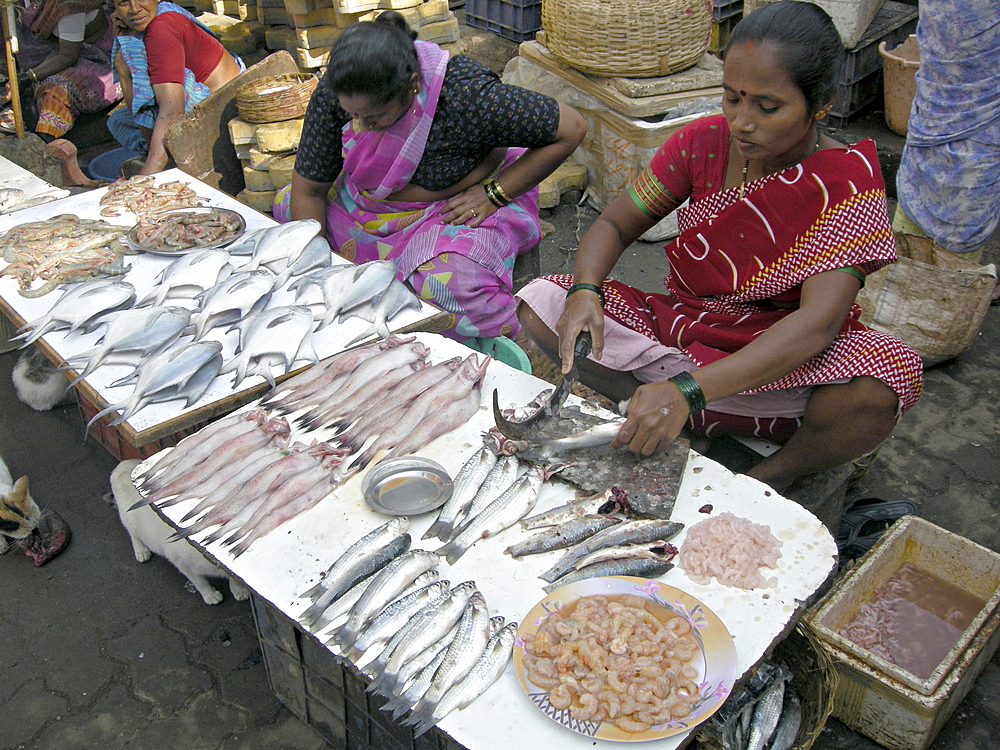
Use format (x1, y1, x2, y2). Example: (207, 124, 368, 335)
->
(678, 511, 782, 590)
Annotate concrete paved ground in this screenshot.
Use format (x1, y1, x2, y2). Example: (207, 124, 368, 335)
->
(2, 25, 999, 750)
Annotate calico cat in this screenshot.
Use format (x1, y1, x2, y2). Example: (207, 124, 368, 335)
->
(0, 457, 41, 554)
(110, 460, 250, 605)
(12, 348, 72, 412)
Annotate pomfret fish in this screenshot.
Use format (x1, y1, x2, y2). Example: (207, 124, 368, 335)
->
(60, 306, 191, 386)
(409, 622, 517, 738)
(341, 278, 422, 346)
(271, 232, 331, 288)
(542, 558, 675, 592)
(221, 305, 317, 389)
(504, 514, 623, 558)
(540, 518, 685, 583)
(84, 340, 223, 431)
(423, 445, 499, 542)
(438, 464, 560, 565)
(239, 219, 322, 275)
(188, 269, 275, 340)
(137, 248, 233, 307)
(15, 279, 136, 346)
(333, 259, 396, 316)
(300, 517, 409, 603)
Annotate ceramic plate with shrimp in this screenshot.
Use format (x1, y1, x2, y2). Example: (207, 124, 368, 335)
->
(513, 576, 737, 742)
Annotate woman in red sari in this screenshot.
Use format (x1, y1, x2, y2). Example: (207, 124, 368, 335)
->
(517, 1, 923, 510)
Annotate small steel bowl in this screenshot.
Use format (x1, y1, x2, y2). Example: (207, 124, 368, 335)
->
(362, 456, 454, 516)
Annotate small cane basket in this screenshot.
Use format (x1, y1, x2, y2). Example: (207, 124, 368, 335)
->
(696, 623, 837, 750)
(540, 0, 712, 78)
(236, 73, 318, 124)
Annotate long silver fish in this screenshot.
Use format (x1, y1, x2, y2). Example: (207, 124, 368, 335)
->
(137, 248, 233, 307)
(570, 542, 677, 571)
(347, 579, 452, 664)
(767, 689, 801, 750)
(332, 550, 442, 649)
(409, 622, 517, 737)
(84, 340, 223, 432)
(423, 445, 499, 542)
(542, 557, 675, 592)
(309, 570, 383, 634)
(438, 464, 561, 565)
(408, 591, 493, 722)
(300, 517, 409, 603)
(221, 305, 318, 388)
(367, 582, 478, 694)
(448, 454, 521, 539)
(519, 486, 630, 530)
(384, 615, 463, 700)
(746, 675, 786, 750)
(188, 269, 275, 340)
(540, 518, 685, 583)
(60, 306, 191, 386)
(15, 279, 136, 346)
(504, 514, 623, 558)
(523, 420, 625, 458)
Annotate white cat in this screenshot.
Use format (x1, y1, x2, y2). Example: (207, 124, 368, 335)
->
(110, 459, 250, 605)
(0, 456, 41, 555)
(12, 348, 72, 411)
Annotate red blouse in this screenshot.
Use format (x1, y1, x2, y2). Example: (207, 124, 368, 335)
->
(145, 12, 224, 86)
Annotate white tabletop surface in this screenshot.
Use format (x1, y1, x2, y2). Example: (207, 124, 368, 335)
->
(139, 332, 839, 749)
(0, 169, 442, 440)
(0, 153, 69, 209)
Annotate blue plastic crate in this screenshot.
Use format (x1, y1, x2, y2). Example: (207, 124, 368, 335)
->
(465, 0, 542, 43)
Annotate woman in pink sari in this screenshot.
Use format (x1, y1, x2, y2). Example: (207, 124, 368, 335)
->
(517, 1, 923, 517)
(276, 11, 585, 342)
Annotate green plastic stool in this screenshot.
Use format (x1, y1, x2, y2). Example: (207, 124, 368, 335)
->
(462, 336, 532, 374)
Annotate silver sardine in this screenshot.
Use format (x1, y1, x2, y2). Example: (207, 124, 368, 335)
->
(350, 580, 453, 667)
(505, 514, 623, 558)
(423, 445, 498, 542)
(450, 455, 521, 538)
(520, 486, 629, 530)
(544, 558, 675, 592)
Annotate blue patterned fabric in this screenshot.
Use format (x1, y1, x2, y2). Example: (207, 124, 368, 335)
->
(896, 0, 1000, 253)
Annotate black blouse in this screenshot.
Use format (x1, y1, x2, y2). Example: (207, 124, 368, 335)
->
(294, 54, 562, 191)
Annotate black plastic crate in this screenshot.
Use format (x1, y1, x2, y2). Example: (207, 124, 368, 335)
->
(464, 0, 541, 43)
(712, 0, 744, 21)
(827, 69, 884, 127)
(839, 0, 919, 83)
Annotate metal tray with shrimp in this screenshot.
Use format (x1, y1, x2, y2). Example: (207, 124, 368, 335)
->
(127, 206, 246, 255)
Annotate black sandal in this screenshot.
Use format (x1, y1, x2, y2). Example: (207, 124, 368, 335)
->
(836, 497, 918, 560)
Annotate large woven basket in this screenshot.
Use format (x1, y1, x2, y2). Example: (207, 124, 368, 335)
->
(236, 73, 318, 124)
(541, 0, 712, 78)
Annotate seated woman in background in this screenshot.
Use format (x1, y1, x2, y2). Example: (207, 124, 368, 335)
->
(1, 0, 121, 185)
(276, 11, 586, 342)
(517, 1, 923, 525)
(109, 0, 243, 175)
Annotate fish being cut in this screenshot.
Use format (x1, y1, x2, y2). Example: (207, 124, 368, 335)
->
(188, 269, 275, 340)
(137, 248, 233, 307)
(14, 279, 136, 346)
(84, 340, 223, 432)
(60, 306, 192, 386)
(221, 305, 317, 389)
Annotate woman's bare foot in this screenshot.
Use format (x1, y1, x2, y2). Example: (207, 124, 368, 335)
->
(46, 138, 103, 188)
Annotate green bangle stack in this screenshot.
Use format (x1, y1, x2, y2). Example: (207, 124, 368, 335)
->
(669, 371, 706, 414)
(566, 282, 605, 306)
(484, 180, 509, 208)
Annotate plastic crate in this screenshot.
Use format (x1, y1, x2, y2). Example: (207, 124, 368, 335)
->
(709, 13, 740, 55)
(711, 0, 743, 21)
(827, 68, 883, 127)
(251, 595, 469, 750)
(464, 0, 541, 43)
(840, 0, 919, 83)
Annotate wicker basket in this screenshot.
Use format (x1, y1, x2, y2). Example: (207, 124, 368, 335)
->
(540, 0, 712, 78)
(697, 624, 837, 750)
(236, 73, 318, 124)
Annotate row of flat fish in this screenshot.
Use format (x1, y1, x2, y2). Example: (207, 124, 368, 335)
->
(297, 518, 515, 737)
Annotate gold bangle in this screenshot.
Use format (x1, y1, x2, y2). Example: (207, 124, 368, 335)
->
(484, 181, 507, 208)
(28, 69, 38, 83)
(491, 179, 512, 204)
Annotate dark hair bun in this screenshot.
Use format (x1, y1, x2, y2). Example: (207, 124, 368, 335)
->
(373, 10, 417, 41)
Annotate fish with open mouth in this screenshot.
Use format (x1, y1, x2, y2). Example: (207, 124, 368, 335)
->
(84, 340, 223, 431)
(220, 305, 318, 388)
(14, 279, 136, 346)
(137, 248, 233, 306)
(59, 305, 191, 386)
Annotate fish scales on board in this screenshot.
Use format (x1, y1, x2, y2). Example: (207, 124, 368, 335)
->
(492, 403, 690, 520)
